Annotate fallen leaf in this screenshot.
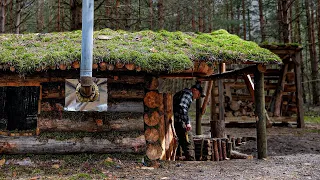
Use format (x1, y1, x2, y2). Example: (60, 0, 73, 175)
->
(141, 167, 154, 170)
(161, 177, 170, 180)
(105, 157, 113, 163)
(52, 164, 60, 169)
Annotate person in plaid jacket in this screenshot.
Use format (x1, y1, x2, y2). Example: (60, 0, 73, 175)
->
(173, 83, 205, 160)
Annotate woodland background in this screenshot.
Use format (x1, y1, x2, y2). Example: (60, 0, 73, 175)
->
(0, 0, 319, 106)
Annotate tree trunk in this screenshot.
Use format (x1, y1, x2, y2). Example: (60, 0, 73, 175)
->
(191, 5, 196, 31)
(198, 0, 204, 32)
(149, 0, 153, 30)
(208, 1, 214, 32)
(57, 0, 61, 32)
(294, 1, 305, 102)
(242, 0, 246, 40)
(157, 0, 164, 29)
(37, 0, 44, 32)
(175, 3, 180, 31)
(281, 0, 290, 43)
(236, 2, 241, 36)
(310, 0, 319, 104)
(305, 0, 319, 104)
(230, 0, 234, 33)
(15, 0, 21, 34)
(247, 5, 251, 40)
(0, 0, 6, 33)
(258, 0, 266, 42)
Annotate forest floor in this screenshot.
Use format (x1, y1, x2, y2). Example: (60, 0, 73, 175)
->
(1, 121, 320, 180)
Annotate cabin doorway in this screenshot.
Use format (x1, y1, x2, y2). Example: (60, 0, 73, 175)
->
(0, 86, 39, 131)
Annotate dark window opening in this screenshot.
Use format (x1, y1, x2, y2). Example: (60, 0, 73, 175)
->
(0, 86, 39, 131)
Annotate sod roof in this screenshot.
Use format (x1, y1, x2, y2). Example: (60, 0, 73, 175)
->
(0, 29, 281, 73)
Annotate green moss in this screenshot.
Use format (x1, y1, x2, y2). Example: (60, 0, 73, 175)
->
(0, 29, 281, 73)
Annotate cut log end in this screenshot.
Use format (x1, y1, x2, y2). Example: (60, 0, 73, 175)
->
(145, 128, 160, 142)
(144, 91, 161, 108)
(146, 143, 162, 160)
(144, 111, 160, 126)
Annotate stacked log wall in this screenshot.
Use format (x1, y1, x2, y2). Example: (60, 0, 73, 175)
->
(0, 73, 147, 154)
(143, 76, 176, 161)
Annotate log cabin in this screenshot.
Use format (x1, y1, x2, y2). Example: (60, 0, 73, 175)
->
(0, 29, 302, 160)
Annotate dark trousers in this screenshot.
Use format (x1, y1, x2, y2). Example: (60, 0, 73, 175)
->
(174, 121, 195, 161)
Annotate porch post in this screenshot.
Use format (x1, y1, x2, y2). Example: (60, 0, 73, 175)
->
(254, 65, 267, 159)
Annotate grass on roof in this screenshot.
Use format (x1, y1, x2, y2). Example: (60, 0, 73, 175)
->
(0, 29, 281, 73)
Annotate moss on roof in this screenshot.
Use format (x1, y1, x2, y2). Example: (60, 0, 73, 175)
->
(0, 29, 281, 73)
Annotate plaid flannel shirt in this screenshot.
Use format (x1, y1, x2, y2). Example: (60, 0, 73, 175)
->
(173, 88, 193, 125)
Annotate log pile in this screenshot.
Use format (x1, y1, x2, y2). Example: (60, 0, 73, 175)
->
(193, 136, 253, 161)
(225, 100, 255, 117)
(194, 138, 212, 161)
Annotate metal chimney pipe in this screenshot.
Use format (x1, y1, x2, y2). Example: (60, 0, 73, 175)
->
(80, 0, 94, 97)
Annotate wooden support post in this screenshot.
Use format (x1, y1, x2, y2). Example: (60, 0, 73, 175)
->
(212, 63, 225, 138)
(254, 65, 267, 159)
(196, 98, 202, 135)
(294, 52, 305, 128)
(210, 80, 217, 138)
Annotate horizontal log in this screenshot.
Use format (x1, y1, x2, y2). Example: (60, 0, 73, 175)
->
(284, 84, 296, 92)
(0, 135, 146, 154)
(38, 116, 144, 132)
(107, 101, 144, 112)
(0, 74, 145, 86)
(41, 101, 144, 112)
(0, 82, 40, 86)
(224, 82, 277, 90)
(107, 75, 145, 84)
(109, 89, 144, 99)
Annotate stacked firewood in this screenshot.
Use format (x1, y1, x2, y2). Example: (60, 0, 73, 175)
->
(225, 98, 255, 117)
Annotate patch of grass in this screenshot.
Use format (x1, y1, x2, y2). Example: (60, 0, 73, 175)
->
(304, 116, 320, 124)
(69, 173, 92, 180)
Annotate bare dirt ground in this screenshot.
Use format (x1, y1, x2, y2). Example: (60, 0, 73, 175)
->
(1, 122, 320, 180)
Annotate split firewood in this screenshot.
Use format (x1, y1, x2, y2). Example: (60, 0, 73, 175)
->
(230, 101, 241, 111)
